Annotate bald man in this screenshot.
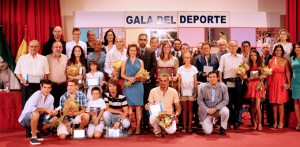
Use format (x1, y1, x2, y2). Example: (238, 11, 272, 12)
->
(87, 39, 106, 73)
(42, 26, 66, 56)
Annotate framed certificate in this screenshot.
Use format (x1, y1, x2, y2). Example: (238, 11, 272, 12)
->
(106, 128, 121, 138)
(72, 129, 86, 139)
(156, 67, 175, 80)
(87, 78, 99, 86)
(250, 71, 259, 79)
(149, 103, 163, 116)
(203, 66, 213, 73)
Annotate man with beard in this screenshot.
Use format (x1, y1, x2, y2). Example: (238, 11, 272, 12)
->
(42, 26, 66, 56)
(137, 33, 157, 133)
(172, 39, 183, 66)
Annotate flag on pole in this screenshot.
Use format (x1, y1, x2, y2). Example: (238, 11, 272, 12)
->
(15, 25, 30, 63)
(0, 25, 20, 90)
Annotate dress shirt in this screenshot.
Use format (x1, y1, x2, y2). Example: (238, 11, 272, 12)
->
(47, 54, 68, 83)
(148, 87, 179, 114)
(218, 53, 245, 79)
(104, 47, 127, 77)
(14, 53, 49, 80)
(66, 40, 87, 58)
(18, 90, 54, 122)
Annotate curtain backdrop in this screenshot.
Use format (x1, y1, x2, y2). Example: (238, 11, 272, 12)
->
(0, 0, 62, 58)
(286, 0, 300, 43)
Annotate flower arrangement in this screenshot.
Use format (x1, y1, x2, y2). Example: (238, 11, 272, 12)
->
(112, 60, 123, 70)
(156, 112, 176, 129)
(66, 64, 80, 77)
(53, 98, 79, 127)
(124, 69, 150, 88)
(236, 63, 250, 75)
(256, 66, 272, 91)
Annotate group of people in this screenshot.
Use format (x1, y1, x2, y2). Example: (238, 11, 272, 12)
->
(15, 26, 300, 145)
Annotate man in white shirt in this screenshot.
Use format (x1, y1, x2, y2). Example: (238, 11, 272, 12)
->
(18, 79, 58, 145)
(15, 40, 50, 108)
(216, 39, 228, 62)
(104, 36, 127, 78)
(218, 40, 245, 130)
(66, 28, 87, 58)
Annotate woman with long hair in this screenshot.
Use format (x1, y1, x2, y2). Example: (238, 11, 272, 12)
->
(290, 41, 300, 130)
(268, 44, 290, 129)
(66, 45, 87, 92)
(103, 29, 116, 53)
(121, 44, 144, 135)
(245, 49, 267, 130)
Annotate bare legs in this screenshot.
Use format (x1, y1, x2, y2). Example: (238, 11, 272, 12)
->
(250, 98, 262, 130)
(182, 101, 194, 133)
(272, 104, 285, 128)
(294, 99, 300, 130)
(128, 106, 143, 134)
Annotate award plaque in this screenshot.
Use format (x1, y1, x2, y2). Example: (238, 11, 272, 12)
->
(156, 67, 175, 80)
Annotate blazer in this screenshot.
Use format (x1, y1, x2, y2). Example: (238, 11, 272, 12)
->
(139, 47, 157, 84)
(171, 51, 184, 67)
(197, 82, 229, 122)
(193, 53, 219, 82)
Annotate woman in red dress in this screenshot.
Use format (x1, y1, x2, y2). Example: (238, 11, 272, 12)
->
(245, 49, 266, 131)
(268, 44, 291, 129)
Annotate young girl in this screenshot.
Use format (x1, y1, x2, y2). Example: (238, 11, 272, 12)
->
(245, 49, 267, 131)
(86, 87, 106, 138)
(177, 52, 198, 133)
(86, 60, 105, 102)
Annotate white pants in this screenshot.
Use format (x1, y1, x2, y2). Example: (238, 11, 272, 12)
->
(57, 113, 85, 136)
(201, 107, 229, 135)
(149, 114, 176, 135)
(87, 121, 105, 136)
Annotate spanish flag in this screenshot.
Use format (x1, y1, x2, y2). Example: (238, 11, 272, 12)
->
(15, 26, 30, 63)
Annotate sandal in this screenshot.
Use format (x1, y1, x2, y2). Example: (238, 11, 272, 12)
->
(181, 128, 186, 133)
(251, 124, 257, 130)
(128, 128, 134, 135)
(278, 123, 283, 129)
(187, 127, 193, 133)
(155, 133, 162, 138)
(273, 124, 278, 129)
(135, 128, 141, 135)
(296, 123, 300, 130)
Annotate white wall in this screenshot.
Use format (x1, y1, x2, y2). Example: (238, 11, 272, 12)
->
(60, 0, 285, 41)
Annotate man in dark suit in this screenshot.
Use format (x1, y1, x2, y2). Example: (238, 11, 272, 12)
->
(138, 33, 157, 133)
(171, 39, 183, 66)
(261, 43, 273, 126)
(42, 26, 66, 56)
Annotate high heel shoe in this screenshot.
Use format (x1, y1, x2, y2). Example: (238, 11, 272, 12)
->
(296, 123, 300, 130)
(278, 123, 284, 129)
(257, 124, 262, 131)
(135, 128, 141, 135)
(128, 128, 134, 135)
(251, 124, 257, 130)
(273, 124, 278, 129)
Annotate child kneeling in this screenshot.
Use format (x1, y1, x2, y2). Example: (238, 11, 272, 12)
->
(86, 87, 106, 138)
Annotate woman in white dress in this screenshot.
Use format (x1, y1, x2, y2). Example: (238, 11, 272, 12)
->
(272, 29, 293, 60)
(86, 60, 105, 101)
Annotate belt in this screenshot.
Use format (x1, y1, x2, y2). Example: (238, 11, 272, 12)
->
(224, 78, 238, 82)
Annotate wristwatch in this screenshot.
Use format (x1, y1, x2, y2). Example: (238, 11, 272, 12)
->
(118, 118, 122, 122)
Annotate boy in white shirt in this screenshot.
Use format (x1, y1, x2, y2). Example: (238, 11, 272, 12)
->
(86, 87, 106, 138)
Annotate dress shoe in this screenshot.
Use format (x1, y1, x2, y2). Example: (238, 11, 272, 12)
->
(219, 127, 226, 135)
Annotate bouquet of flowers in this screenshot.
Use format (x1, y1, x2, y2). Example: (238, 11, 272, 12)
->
(236, 63, 250, 75)
(156, 112, 176, 129)
(66, 64, 80, 77)
(124, 69, 150, 88)
(53, 98, 79, 127)
(260, 65, 272, 76)
(256, 66, 273, 91)
(112, 60, 123, 70)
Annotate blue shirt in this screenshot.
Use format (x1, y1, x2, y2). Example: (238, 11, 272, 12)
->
(60, 91, 87, 109)
(87, 52, 106, 74)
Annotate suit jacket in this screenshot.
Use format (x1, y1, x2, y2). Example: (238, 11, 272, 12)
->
(261, 54, 273, 66)
(193, 54, 219, 82)
(197, 82, 229, 122)
(171, 51, 183, 67)
(139, 47, 157, 85)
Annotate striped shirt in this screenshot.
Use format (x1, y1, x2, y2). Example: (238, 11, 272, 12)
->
(103, 92, 128, 109)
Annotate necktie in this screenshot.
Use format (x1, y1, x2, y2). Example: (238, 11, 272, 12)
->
(176, 52, 179, 58)
(140, 49, 144, 57)
(264, 56, 268, 65)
